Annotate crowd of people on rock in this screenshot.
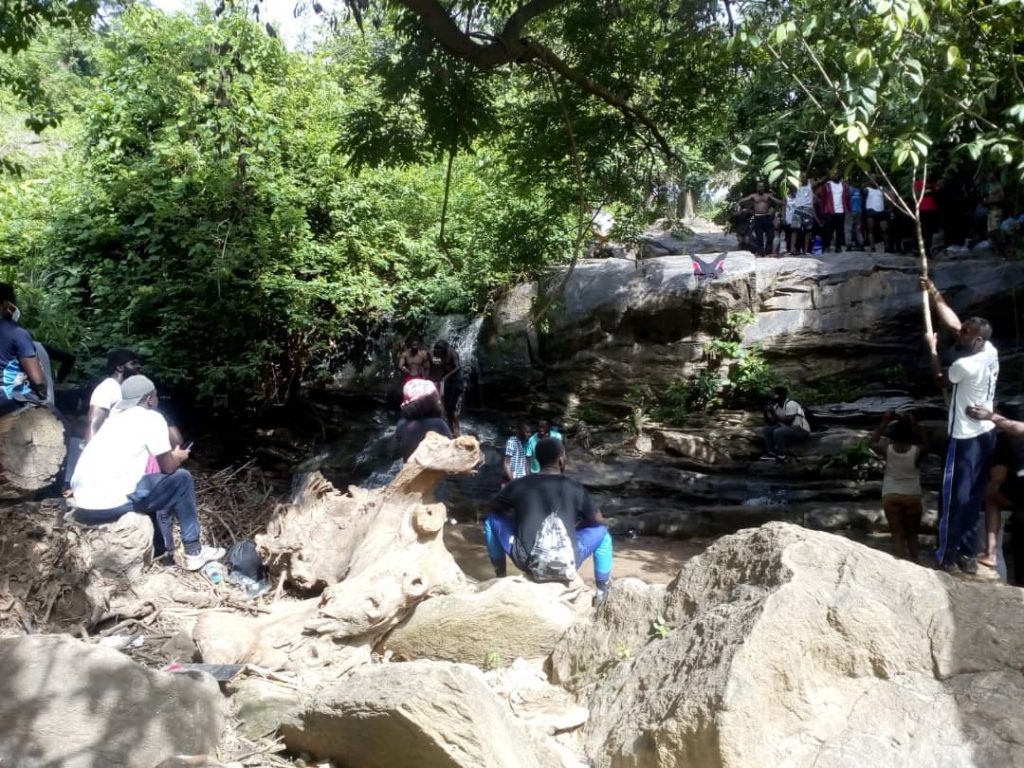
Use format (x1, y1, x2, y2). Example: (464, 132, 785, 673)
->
(1, 283, 224, 572)
(733, 167, 1021, 259)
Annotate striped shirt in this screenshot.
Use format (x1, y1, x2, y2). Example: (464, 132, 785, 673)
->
(504, 435, 528, 480)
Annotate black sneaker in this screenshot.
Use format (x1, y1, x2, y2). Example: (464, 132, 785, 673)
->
(938, 558, 957, 574)
(956, 554, 979, 575)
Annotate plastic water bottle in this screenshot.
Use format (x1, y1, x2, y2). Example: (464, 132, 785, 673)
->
(811, 235, 823, 257)
(202, 562, 223, 585)
(226, 570, 270, 598)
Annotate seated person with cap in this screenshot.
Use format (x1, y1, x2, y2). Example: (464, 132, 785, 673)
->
(70, 375, 224, 571)
(484, 437, 613, 606)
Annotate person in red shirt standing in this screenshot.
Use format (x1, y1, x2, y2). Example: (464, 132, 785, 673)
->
(818, 170, 852, 253)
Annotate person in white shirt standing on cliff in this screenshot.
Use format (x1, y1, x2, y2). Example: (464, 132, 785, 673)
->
(923, 277, 999, 575)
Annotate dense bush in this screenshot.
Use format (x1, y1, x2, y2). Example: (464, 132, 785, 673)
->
(2, 7, 578, 406)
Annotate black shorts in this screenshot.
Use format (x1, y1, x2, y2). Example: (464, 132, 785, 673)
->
(444, 386, 464, 416)
(864, 209, 885, 220)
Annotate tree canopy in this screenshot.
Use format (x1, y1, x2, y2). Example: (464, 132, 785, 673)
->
(0, 0, 1020, 409)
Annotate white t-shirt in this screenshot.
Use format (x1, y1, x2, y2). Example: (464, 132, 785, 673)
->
(793, 185, 813, 208)
(784, 196, 796, 225)
(71, 406, 172, 509)
(777, 400, 810, 432)
(89, 376, 122, 410)
(829, 182, 845, 213)
(865, 187, 885, 212)
(948, 341, 999, 439)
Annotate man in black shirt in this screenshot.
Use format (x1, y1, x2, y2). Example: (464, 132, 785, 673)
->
(429, 340, 464, 437)
(484, 438, 613, 605)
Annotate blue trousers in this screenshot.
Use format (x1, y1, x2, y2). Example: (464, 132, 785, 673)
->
(74, 469, 202, 560)
(937, 431, 996, 565)
(484, 513, 612, 588)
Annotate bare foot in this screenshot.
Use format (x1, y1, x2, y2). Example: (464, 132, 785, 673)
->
(977, 553, 998, 568)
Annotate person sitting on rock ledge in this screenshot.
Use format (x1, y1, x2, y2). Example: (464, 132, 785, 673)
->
(70, 375, 224, 571)
(761, 386, 811, 461)
(0, 283, 49, 416)
(484, 437, 613, 606)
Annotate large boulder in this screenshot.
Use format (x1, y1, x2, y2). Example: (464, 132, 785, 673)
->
(570, 523, 1024, 768)
(551, 577, 666, 696)
(382, 577, 589, 666)
(233, 660, 557, 768)
(0, 634, 224, 768)
(475, 251, 1024, 411)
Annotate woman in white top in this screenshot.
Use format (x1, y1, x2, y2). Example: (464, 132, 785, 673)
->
(863, 180, 889, 253)
(869, 410, 927, 561)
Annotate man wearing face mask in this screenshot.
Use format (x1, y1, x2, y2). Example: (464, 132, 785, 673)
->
(923, 277, 999, 575)
(0, 283, 48, 415)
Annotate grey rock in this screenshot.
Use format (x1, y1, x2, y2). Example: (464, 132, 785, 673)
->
(241, 660, 557, 768)
(0, 634, 223, 768)
(575, 523, 1024, 768)
(382, 578, 589, 667)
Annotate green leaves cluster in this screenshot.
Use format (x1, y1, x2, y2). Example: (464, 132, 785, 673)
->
(731, 0, 1024, 206)
(1, 6, 577, 406)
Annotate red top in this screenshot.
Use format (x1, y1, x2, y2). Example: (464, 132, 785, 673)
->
(914, 179, 937, 211)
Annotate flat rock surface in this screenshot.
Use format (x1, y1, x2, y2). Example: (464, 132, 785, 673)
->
(0, 634, 224, 768)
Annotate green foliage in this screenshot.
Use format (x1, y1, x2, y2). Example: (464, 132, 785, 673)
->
(648, 310, 784, 423)
(823, 440, 880, 482)
(650, 369, 724, 426)
(731, 0, 1024, 220)
(484, 649, 504, 670)
(650, 615, 671, 640)
(0, 7, 579, 405)
(794, 377, 864, 405)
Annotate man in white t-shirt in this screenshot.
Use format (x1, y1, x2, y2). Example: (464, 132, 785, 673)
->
(85, 348, 142, 442)
(818, 170, 850, 253)
(923, 278, 999, 574)
(761, 386, 811, 461)
(71, 375, 224, 571)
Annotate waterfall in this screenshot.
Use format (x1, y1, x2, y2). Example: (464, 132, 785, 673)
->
(424, 314, 485, 376)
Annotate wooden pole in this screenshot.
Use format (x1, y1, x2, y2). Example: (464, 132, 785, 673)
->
(913, 163, 948, 406)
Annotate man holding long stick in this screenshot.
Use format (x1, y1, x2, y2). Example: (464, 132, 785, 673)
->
(922, 278, 999, 575)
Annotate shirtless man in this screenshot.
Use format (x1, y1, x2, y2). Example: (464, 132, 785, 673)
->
(398, 340, 430, 381)
(738, 182, 784, 257)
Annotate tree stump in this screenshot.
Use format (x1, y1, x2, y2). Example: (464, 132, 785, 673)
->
(0, 406, 66, 499)
(196, 431, 482, 670)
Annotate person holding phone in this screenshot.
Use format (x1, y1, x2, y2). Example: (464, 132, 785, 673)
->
(71, 375, 224, 571)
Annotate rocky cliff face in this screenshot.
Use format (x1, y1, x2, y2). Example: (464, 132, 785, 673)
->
(478, 246, 1024, 412)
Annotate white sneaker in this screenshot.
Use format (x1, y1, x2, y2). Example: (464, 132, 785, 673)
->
(183, 545, 226, 571)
